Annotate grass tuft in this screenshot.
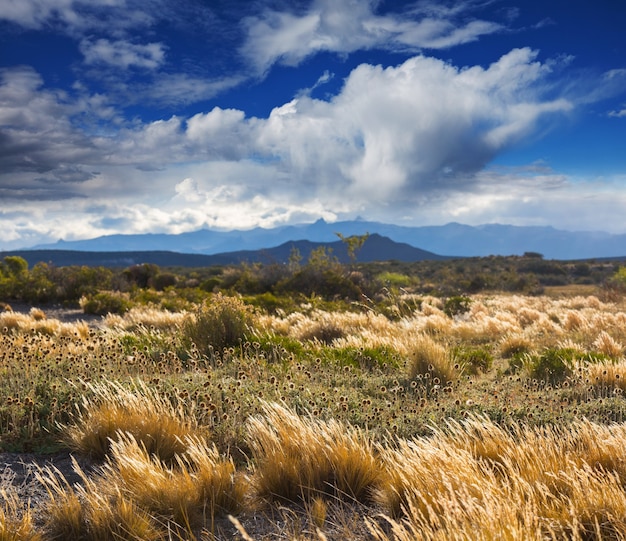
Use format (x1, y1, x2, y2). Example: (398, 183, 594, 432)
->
(61, 378, 206, 461)
(407, 334, 459, 383)
(0, 490, 41, 541)
(247, 402, 383, 505)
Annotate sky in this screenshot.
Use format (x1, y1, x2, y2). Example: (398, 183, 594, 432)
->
(1, 0, 625, 250)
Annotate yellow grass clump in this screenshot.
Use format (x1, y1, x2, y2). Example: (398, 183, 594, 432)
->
(0, 490, 41, 541)
(61, 378, 206, 461)
(372, 415, 626, 540)
(103, 306, 188, 331)
(38, 433, 246, 538)
(406, 334, 459, 383)
(247, 402, 382, 505)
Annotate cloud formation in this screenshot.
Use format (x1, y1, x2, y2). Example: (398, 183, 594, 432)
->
(241, 0, 503, 74)
(0, 0, 158, 33)
(0, 45, 587, 247)
(1, 0, 625, 249)
(80, 39, 166, 69)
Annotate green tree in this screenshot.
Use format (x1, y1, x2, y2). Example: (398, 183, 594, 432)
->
(336, 233, 369, 263)
(1, 256, 28, 277)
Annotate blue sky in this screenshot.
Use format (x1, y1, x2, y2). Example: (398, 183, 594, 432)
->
(1, 0, 625, 250)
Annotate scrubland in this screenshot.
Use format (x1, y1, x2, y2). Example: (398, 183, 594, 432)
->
(3, 285, 626, 539)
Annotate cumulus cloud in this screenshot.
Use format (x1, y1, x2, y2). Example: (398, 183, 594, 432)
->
(250, 48, 572, 205)
(241, 0, 503, 74)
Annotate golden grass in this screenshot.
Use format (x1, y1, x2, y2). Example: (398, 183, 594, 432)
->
(103, 306, 188, 331)
(37, 460, 163, 541)
(38, 433, 246, 538)
(247, 402, 382, 505)
(372, 416, 626, 540)
(102, 433, 246, 529)
(585, 359, 626, 394)
(406, 334, 459, 383)
(4, 292, 626, 538)
(0, 490, 41, 541)
(61, 378, 207, 461)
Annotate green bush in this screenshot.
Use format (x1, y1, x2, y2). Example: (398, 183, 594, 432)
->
(443, 296, 472, 318)
(181, 293, 255, 355)
(524, 348, 578, 384)
(80, 291, 131, 315)
(453, 346, 493, 374)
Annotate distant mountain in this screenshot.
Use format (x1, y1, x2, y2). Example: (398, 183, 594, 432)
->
(3, 234, 448, 268)
(31, 220, 626, 260)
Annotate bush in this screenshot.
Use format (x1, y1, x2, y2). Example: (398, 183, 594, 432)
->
(80, 291, 131, 315)
(453, 346, 493, 374)
(443, 296, 472, 318)
(181, 293, 255, 355)
(524, 348, 578, 384)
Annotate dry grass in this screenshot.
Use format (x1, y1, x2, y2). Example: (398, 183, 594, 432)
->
(247, 402, 383, 505)
(4, 292, 626, 538)
(37, 460, 163, 541)
(103, 306, 188, 331)
(406, 334, 460, 383)
(37, 433, 246, 539)
(61, 378, 207, 461)
(372, 416, 626, 540)
(0, 490, 41, 541)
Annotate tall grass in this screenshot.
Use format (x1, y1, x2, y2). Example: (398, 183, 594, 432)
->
(0, 490, 41, 541)
(372, 415, 626, 540)
(3, 291, 626, 538)
(61, 378, 206, 461)
(247, 402, 382, 504)
(38, 433, 246, 539)
(406, 334, 460, 383)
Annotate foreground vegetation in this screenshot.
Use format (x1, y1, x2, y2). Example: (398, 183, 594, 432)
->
(3, 250, 626, 539)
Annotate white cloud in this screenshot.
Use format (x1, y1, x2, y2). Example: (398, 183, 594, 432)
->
(250, 48, 572, 206)
(0, 0, 157, 34)
(80, 38, 166, 69)
(241, 0, 503, 74)
(174, 177, 203, 203)
(140, 74, 246, 107)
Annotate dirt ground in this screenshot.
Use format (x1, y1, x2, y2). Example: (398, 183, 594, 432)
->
(4, 302, 104, 326)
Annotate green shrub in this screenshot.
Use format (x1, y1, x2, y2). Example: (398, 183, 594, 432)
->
(443, 296, 472, 318)
(377, 271, 414, 289)
(524, 348, 578, 384)
(80, 291, 131, 315)
(453, 346, 493, 374)
(181, 293, 255, 355)
(244, 292, 295, 314)
(322, 345, 401, 370)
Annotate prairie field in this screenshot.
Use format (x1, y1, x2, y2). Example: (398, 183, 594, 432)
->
(3, 282, 626, 539)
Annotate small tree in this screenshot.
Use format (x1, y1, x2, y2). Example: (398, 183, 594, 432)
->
(336, 233, 369, 264)
(1, 255, 28, 278)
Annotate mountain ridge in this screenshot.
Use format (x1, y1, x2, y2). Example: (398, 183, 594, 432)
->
(30, 220, 626, 260)
(2, 234, 448, 268)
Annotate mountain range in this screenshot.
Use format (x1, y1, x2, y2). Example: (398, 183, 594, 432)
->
(30, 220, 626, 260)
(3, 235, 446, 269)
